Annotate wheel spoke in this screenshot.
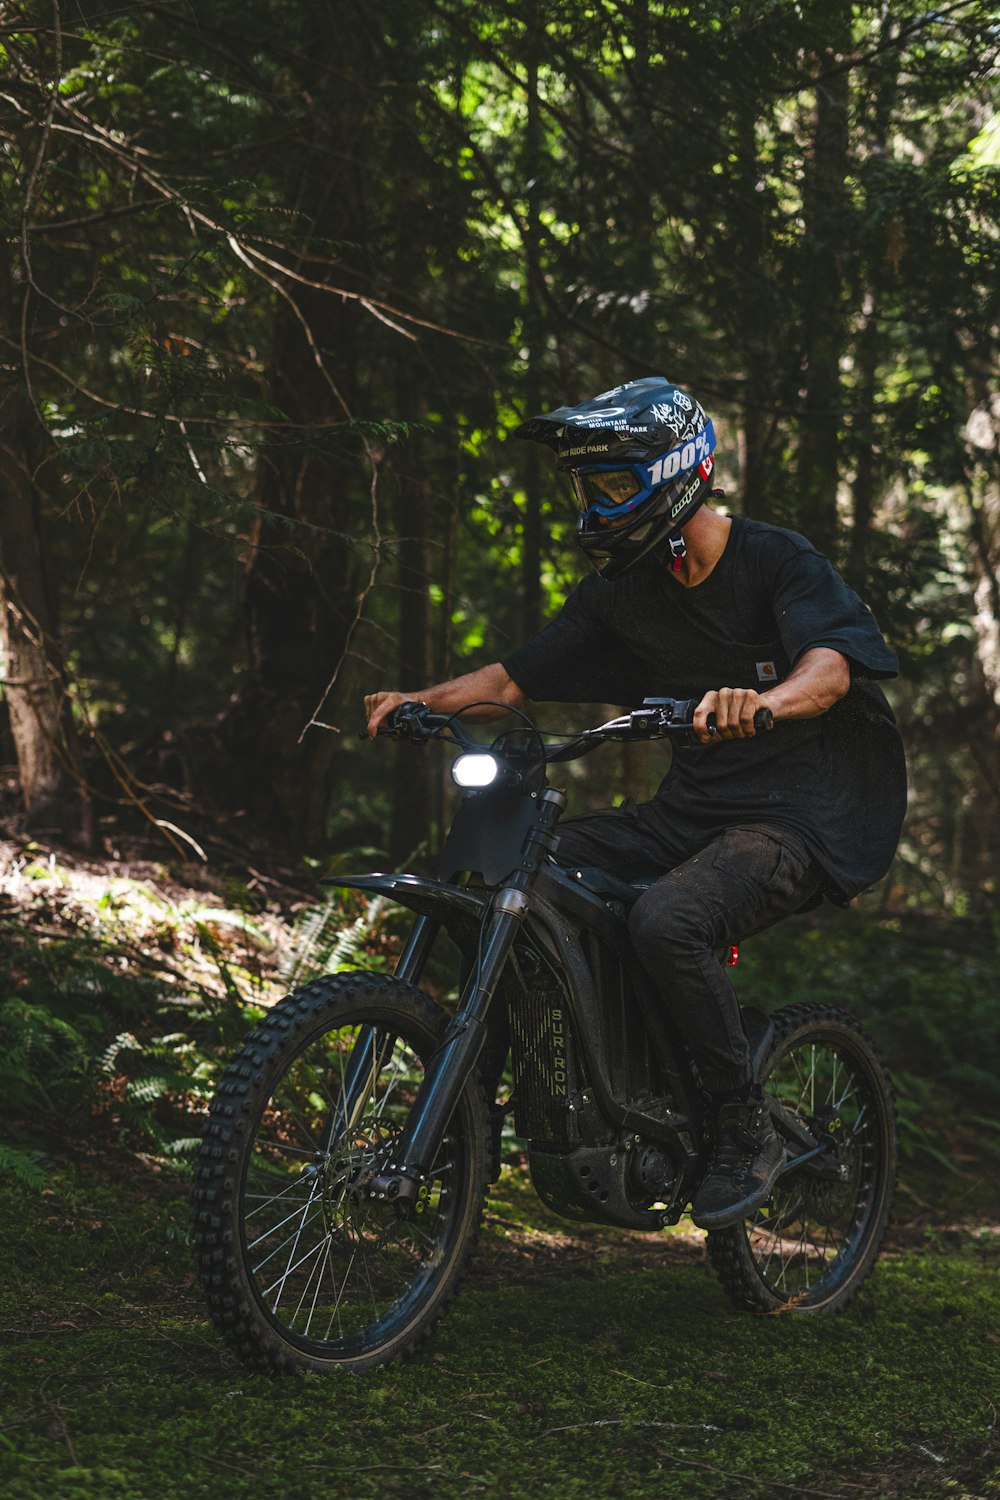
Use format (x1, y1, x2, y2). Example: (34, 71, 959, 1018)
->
(248, 1192, 328, 1255)
(263, 1223, 331, 1304)
(254, 1193, 326, 1281)
(255, 1139, 319, 1159)
(244, 1169, 321, 1222)
(294, 1231, 335, 1336)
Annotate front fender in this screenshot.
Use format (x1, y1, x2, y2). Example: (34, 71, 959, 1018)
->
(323, 872, 488, 951)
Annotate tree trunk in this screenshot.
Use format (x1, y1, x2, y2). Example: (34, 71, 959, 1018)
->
(225, 7, 371, 849)
(0, 242, 92, 843)
(390, 398, 433, 864)
(846, 290, 882, 593)
(797, 16, 851, 557)
(730, 80, 783, 524)
(0, 424, 92, 842)
(520, 7, 544, 641)
(847, 14, 897, 592)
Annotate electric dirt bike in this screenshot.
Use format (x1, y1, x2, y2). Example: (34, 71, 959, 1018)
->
(192, 699, 897, 1374)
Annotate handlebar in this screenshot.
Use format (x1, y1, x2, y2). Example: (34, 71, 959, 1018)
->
(365, 696, 773, 758)
(586, 698, 773, 740)
(375, 699, 448, 741)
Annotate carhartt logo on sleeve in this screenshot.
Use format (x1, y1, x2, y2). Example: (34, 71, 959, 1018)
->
(755, 661, 778, 682)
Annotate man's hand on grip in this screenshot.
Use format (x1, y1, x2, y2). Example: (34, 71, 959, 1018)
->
(694, 687, 767, 745)
(364, 690, 414, 739)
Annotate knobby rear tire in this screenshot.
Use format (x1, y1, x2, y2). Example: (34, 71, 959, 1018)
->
(191, 972, 490, 1373)
(708, 1002, 897, 1314)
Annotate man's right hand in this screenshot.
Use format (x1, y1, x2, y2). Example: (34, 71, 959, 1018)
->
(364, 691, 415, 739)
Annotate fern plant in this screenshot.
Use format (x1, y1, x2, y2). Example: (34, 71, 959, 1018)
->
(281, 891, 389, 988)
(0, 1143, 49, 1190)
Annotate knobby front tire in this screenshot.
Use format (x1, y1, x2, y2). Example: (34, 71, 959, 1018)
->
(192, 973, 490, 1373)
(708, 1002, 897, 1313)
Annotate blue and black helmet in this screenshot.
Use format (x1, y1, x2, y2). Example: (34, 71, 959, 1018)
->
(515, 375, 716, 578)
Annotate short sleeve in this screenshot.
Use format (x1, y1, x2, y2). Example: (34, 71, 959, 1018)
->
(771, 545, 898, 679)
(501, 575, 629, 703)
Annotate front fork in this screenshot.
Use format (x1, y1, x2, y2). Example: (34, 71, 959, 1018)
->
(366, 787, 566, 1212)
(365, 888, 528, 1211)
(318, 914, 443, 1154)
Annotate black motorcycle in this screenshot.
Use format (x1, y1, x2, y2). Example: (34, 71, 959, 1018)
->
(192, 698, 897, 1373)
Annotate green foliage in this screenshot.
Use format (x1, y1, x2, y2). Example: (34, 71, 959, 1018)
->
(0, 995, 91, 1118)
(0, 867, 282, 1176)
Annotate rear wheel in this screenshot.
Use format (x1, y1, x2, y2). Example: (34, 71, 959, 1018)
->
(708, 1003, 896, 1312)
(192, 973, 490, 1372)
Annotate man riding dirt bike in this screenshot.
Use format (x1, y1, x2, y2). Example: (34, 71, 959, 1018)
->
(191, 375, 906, 1374)
(365, 375, 907, 1232)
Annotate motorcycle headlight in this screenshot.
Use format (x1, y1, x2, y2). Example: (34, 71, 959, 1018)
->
(451, 753, 501, 789)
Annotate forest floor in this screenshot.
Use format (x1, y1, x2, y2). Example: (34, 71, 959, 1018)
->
(1, 1158, 997, 1500)
(1, 834, 998, 1500)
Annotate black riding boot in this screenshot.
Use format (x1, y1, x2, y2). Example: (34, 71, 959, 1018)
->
(690, 1091, 784, 1230)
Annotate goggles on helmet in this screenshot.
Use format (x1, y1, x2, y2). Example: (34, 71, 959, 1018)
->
(568, 419, 716, 521)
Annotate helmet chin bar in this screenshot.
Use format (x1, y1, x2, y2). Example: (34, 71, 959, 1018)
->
(581, 484, 707, 580)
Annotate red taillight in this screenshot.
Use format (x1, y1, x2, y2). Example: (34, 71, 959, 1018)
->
(725, 944, 739, 966)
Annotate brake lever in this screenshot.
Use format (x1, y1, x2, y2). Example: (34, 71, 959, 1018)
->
(359, 699, 433, 743)
(587, 702, 697, 739)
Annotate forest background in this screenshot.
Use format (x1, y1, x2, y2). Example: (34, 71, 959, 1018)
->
(3, 0, 1000, 893)
(1, 4, 1000, 1497)
(2, 0, 1000, 1177)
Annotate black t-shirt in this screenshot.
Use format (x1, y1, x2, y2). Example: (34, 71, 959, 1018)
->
(502, 518, 907, 903)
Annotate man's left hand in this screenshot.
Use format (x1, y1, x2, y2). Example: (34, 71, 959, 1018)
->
(693, 687, 767, 745)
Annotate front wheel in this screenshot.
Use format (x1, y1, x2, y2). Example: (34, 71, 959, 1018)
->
(708, 1002, 897, 1313)
(192, 973, 490, 1373)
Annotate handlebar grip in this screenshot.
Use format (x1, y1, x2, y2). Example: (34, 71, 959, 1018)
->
(705, 706, 774, 735)
(359, 699, 430, 741)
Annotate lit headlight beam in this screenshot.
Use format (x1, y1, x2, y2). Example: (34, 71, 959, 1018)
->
(451, 753, 501, 789)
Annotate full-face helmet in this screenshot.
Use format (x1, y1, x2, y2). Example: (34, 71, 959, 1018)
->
(514, 375, 716, 578)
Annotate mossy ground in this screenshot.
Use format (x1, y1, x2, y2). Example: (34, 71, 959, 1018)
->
(2, 849, 999, 1497)
(2, 1158, 997, 1500)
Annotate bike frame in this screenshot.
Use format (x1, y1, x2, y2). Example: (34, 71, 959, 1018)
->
(327, 700, 814, 1231)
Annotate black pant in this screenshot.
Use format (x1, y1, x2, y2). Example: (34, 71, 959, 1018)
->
(553, 800, 824, 1092)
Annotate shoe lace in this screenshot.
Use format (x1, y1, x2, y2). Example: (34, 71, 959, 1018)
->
(711, 1118, 761, 1186)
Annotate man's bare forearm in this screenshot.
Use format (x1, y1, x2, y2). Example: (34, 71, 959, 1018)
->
(409, 664, 527, 719)
(364, 664, 527, 737)
(762, 647, 851, 719)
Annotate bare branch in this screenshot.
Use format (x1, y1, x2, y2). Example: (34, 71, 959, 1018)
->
(28, 197, 164, 233)
(300, 456, 386, 740)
